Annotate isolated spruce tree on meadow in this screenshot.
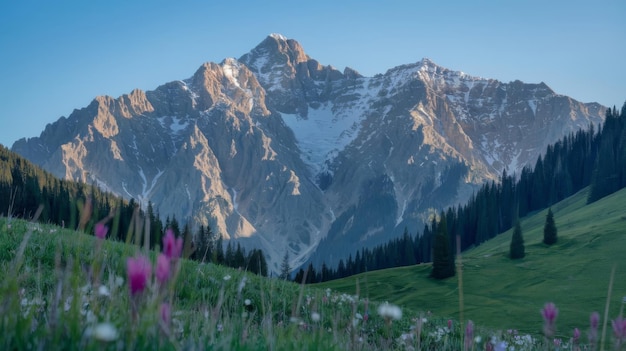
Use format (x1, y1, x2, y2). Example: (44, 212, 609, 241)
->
(509, 220, 525, 259)
(543, 208, 558, 245)
(279, 251, 291, 280)
(430, 214, 455, 279)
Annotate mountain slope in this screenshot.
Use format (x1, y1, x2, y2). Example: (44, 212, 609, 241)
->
(317, 186, 626, 335)
(12, 34, 604, 272)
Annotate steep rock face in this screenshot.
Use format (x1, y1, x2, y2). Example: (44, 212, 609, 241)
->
(12, 34, 604, 272)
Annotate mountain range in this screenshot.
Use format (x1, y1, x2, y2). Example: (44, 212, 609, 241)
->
(12, 34, 605, 272)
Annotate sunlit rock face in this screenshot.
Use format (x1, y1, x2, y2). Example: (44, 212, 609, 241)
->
(13, 34, 604, 272)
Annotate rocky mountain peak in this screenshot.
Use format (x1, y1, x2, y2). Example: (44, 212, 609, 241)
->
(12, 35, 606, 274)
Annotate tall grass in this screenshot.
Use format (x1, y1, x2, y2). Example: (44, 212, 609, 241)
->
(1, 188, 626, 349)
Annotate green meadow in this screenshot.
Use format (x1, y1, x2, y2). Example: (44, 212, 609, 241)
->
(0, 186, 625, 349)
(317, 187, 626, 338)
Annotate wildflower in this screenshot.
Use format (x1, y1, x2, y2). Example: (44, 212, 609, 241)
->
(590, 311, 600, 329)
(163, 229, 183, 259)
(156, 253, 170, 285)
(494, 341, 507, 351)
(541, 302, 558, 338)
(311, 312, 320, 322)
(572, 327, 580, 343)
(114, 275, 124, 288)
(244, 298, 252, 306)
(542, 302, 558, 324)
(377, 302, 402, 321)
(553, 338, 562, 348)
(448, 319, 453, 331)
(97, 285, 110, 297)
(464, 320, 474, 351)
(589, 311, 600, 346)
(95, 223, 108, 239)
(92, 322, 119, 342)
(223, 274, 231, 281)
(126, 254, 151, 295)
(612, 316, 626, 346)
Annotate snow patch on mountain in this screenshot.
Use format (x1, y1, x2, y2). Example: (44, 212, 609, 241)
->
(280, 103, 365, 174)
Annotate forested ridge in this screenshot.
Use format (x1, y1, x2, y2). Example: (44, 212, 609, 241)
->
(296, 102, 626, 283)
(0, 144, 268, 276)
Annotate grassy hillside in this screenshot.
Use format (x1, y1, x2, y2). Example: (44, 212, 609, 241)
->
(0, 214, 417, 349)
(1, 186, 625, 349)
(316, 187, 626, 337)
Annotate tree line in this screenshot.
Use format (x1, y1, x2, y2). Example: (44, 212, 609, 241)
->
(0, 145, 268, 276)
(299, 101, 626, 283)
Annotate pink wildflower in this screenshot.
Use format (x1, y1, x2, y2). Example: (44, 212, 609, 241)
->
(573, 327, 580, 343)
(542, 302, 558, 338)
(126, 254, 151, 295)
(163, 229, 183, 259)
(95, 223, 108, 240)
(542, 302, 558, 324)
(448, 319, 453, 330)
(464, 320, 474, 351)
(156, 253, 170, 285)
(612, 316, 626, 346)
(590, 311, 600, 329)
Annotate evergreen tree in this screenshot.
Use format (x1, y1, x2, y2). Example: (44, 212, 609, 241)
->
(430, 213, 455, 279)
(543, 208, 558, 245)
(279, 251, 291, 280)
(509, 220, 525, 259)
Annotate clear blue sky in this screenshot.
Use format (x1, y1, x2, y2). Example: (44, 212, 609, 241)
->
(1, 0, 624, 148)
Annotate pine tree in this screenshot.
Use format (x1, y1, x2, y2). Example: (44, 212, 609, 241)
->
(543, 208, 558, 245)
(430, 214, 455, 279)
(509, 220, 525, 259)
(279, 251, 291, 280)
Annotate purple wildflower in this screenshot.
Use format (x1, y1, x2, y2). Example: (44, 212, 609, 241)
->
(95, 223, 108, 240)
(590, 311, 600, 329)
(612, 316, 626, 347)
(589, 311, 600, 347)
(573, 327, 580, 343)
(542, 302, 558, 324)
(541, 302, 558, 338)
(126, 254, 151, 295)
(163, 229, 183, 259)
(464, 320, 474, 351)
(156, 253, 170, 285)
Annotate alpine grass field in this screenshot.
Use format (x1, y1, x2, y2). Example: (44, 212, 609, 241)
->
(318, 187, 626, 344)
(1, 186, 625, 350)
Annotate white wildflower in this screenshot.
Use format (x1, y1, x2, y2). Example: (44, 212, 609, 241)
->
(223, 275, 231, 281)
(244, 298, 252, 306)
(311, 312, 321, 322)
(114, 275, 124, 288)
(377, 302, 402, 320)
(98, 285, 110, 297)
(92, 322, 119, 342)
